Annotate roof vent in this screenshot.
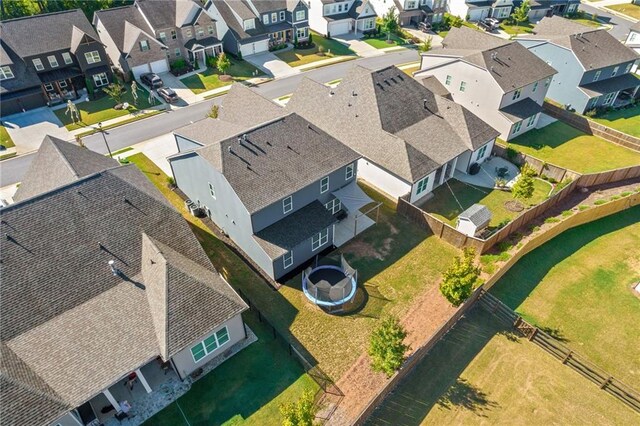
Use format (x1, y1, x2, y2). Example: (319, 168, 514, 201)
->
(228, 145, 233, 153)
(352, 90, 357, 96)
(397, 74, 404, 80)
(108, 260, 120, 277)
(330, 90, 335, 96)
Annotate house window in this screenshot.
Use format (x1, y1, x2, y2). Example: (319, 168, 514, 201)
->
(244, 19, 255, 30)
(445, 75, 452, 86)
(513, 121, 522, 134)
(588, 96, 600, 109)
(320, 176, 329, 193)
(416, 176, 429, 195)
(297, 27, 307, 38)
(512, 88, 521, 100)
(190, 327, 230, 363)
(611, 66, 619, 77)
(58, 80, 67, 88)
(311, 228, 329, 251)
(364, 18, 375, 30)
(325, 198, 342, 214)
(283, 251, 294, 269)
(271, 12, 278, 22)
(625, 63, 632, 73)
(85, 51, 101, 64)
(208, 25, 214, 35)
(208, 182, 216, 199)
(0, 66, 14, 80)
(603, 92, 616, 105)
(544, 77, 551, 87)
(477, 144, 488, 160)
(48, 55, 58, 68)
(593, 70, 601, 81)
(140, 40, 150, 51)
(92, 72, 109, 87)
(345, 163, 354, 180)
(407, 1, 417, 8)
(526, 114, 537, 128)
(33, 58, 44, 71)
(264, 14, 270, 24)
(197, 28, 205, 37)
(296, 10, 305, 21)
(532, 81, 538, 92)
(62, 52, 73, 64)
(44, 83, 54, 91)
(459, 81, 466, 92)
(159, 31, 167, 42)
(283, 196, 293, 214)
(280, 11, 285, 20)
(185, 28, 193, 37)
(171, 30, 177, 39)
(175, 48, 181, 57)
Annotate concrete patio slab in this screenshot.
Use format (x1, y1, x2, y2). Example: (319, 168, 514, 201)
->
(2, 108, 73, 154)
(454, 157, 520, 189)
(244, 52, 300, 78)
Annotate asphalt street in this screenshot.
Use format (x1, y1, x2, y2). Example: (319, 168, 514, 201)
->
(579, 3, 635, 41)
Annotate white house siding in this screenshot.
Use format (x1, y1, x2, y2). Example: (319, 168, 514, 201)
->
(131, 63, 152, 78)
(499, 78, 548, 110)
(471, 139, 495, 164)
(356, 17, 376, 32)
(309, 0, 330, 35)
(456, 150, 473, 172)
(171, 314, 246, 379)
(204, 2, 230, 42)
(468, 7, 490, 21)
(357, 158, 412, 201)
(456, 217, 478, 236)
(239, 39, 269, 57)
(409, 170, 438, 203)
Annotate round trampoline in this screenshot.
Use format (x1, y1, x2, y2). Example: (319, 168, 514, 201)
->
(302, 255, 357, 312)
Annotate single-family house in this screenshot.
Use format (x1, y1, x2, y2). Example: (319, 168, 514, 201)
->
(624, 21, 640, 72)
(244, 0, 311, 47)
(287, 65, 500, 203)
(1, 136, 248, 426)
(516, 16, 640, 114)
(0, 10, 112, 116)
(448, 0, 513, 22)
(308, 0, 378, 36)
(206, 0, 271, 57)
(370, 0, 446, 26)
(168, 84, 364, 281)
(94, 0, 223, 78)
(415, 26, 557, 140)
(510, 0, 580, 22)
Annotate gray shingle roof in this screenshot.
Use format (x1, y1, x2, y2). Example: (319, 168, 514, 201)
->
(420, 75, 452, 98)
(287, 65, 499, 182)
(459, 203, 491, 227)
(218, 83, 286, 127)
(136, 0, 202, 29)
(0, 41, 41, 94)
(499, 98, 544, 123)
(579, 72, 640, 97)
(210, 0, 270, 42)
(175, 118, 248, 148)
(0, 9, 99, 58)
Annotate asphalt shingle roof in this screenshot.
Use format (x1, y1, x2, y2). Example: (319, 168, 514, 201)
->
(459, 203, 491, 227)
(136, 0, 202, 28)
(499, 97, 544, 122)
(579, 72, 640, 97)
(210, 0, 270, 42)
(218, 83, 286, 127)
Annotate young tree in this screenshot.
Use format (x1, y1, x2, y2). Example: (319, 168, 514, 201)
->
(510, 0, 531, 28)
(440, 248, 481, 307)
(368, 315, 409, 377)
(381, 6, 399, 41)
(216, 53, 231, 76)
(512, 164, 536, 201)
(207, 104, 219, 119)
(418, 36, 433, 53)
(280, 389, 316, 426)
(102, 81, 125, 105)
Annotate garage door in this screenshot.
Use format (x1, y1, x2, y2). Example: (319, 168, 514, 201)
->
(131, 64, 150, 79)
(150, 59, 169, 74)
(240, 39, 270, 57)
(330, 20, 350, 36)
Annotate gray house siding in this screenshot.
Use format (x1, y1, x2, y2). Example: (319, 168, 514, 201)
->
(579, 62, 636, 86)
(272, 224, 334, 279)
(287, 1, 308, 24)
(175, 134, 204, 152)
(221, 31, 241, 55)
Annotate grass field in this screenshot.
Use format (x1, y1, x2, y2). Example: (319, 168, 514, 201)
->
(591, 105, 640, 138)
(491, 207, 640, 387)
(275, 32, 356, 67)
(366, 308, 638, 425)
(499, 22, 535, 35)
(364, 34, 406, 49)
(422, 178, 551, 228)
(0, 124, 15, 148)
(606, 3, 640, 19)
(180, 59, 262, 94)
(507, 121, 640, 173)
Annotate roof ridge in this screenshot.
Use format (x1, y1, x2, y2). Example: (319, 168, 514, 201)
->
(46, 136, 81, 179)
(0, 8, 82, 23)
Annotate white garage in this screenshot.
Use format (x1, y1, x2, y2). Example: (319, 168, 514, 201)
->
(239, 39, 269, 57)
(131, 59, 169, 78)
(329, 20, 351, 36)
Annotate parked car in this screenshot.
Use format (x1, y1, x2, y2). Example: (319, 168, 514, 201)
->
(157, 87, 179, 103)
(478, 17, 500, 32)
(418, 22, 431, 33)
(140, 73, 163, 89)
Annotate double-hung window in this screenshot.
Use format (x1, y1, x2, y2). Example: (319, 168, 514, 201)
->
(296, 10, 305, 21)
(526, 114, 537, 128)
(311, 228, 329, 251)
(345, 163, 354, 180)
(459, 81, 466, 92)
(512, 88, 521, 100)
(532, 81, 538, 92)
(159, 32, 167, 42)
(171, 30, 177, 39)
(280, 11, 285, 20)
(185, 28, 193, 37)
(320, 176, 329, 193)
(611, 66, 619, 77)
(197, 28, 205, 37)
(588, 96, 600, 109)
(85, 51, 101, 64)
(283, 196, 293, 214)
(175, 48, 181, 57)
(93, 72, 109, 87)
(624, 63, 632, 73)
(48, 55, 59, 67)
(272, 12, 278, 22)
(44, 83, 54, 91)
(445, 75, 452, 86)
(416, 176, 429, 195)
(593, 70, 601, 81)
(190, 327, 230, 363)
(325, 198, 341, 214)
(62, 52, 73, 64)
(140, 40, 150, 51)
(264, 14, 270, 24)
(208, 182, 216, 199)
(208, 25, 214, 35)
(33, 58, 44, 71)
(544, 77, 551, 88)
(477, 144, 488, 160)
(283, 251, 293, 269)
(603, 92, 616, 105)
(513, 121, 522, 134)
(0, 66, 15, 80)
(244, 19, 255, 30)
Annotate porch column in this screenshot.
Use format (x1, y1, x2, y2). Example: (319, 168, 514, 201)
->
(610, 90, 620, 105)
(103, 389, 121, 413)
(135, 368, 153, 394)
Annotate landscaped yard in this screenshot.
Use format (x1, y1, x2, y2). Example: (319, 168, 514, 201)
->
(422, 178, 551, 228)
(363, 33, 407, 49)
(490, 207, 640, 387)
(180, 58, 263, 94)
(366, 308, 638, 425)
(0, 124, 15, 148)
(53, 83, 155, 131)
(569, 17, 604, 28)
(590, 104, 640, 138)
(606, 3, 640, 19)
(507, 121, 640, 173)
(499, 22, 535, 35)
(274, 31, 356, 67)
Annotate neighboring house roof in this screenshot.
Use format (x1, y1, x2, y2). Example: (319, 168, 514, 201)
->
(432, 27, 557, 92)
(287, 65, 499, 183)
(250, 0, 304, 14)
(0, 9, 100, 58)
(175, 118, 249, 148)
(0, 40, 42, 94)
(459, 204, 491, 227)
(0, 140, 247, 425)
(530, 16, 639, 69)
(499, 98, 544, 122)
(135, 0, 202, 29)
(632, 21, 640, 32)
(218, 83, 286, 127)
(210, 0, 270, 42)
(94, 6, 165, 55)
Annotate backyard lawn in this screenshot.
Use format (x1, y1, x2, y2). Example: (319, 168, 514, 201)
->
(363, 33, 407, 49)
(590, 104, 640, 138)
(366, 308, 638, 425)
(507, 121, 640, 173)
(53, 83, 155, 131)
(180, 58, 263, 94)
(499, 22, 535, 35)
(0, 124, 15, 148)
(274, 32, 356, 67)
(490, 207, 640, 387)
(606, 3, 640, 19)
(422, 178, 551, 228)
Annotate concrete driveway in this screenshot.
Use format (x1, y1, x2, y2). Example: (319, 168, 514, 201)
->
(2, 108, 72, 154)
(402, 28, 444, 47)
(333, 33, 382, 57)
(245, 51, 300, 78)
(158, 72, 202, 105)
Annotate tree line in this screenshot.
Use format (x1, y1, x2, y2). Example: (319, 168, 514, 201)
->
(1, 0, 133, 21)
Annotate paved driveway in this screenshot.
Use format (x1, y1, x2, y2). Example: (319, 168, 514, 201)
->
(333, 33, 382, 57)
(2, 108, 72, 154)
(158, 72, 202, 105)
(245, 51, 300, 78)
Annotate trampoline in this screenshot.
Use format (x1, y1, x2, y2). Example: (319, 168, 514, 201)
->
(302, 255, 357, 312)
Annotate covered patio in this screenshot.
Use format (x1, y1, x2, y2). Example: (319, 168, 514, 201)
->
(454, 156, 520, 189)
(330, 181, 381, 247)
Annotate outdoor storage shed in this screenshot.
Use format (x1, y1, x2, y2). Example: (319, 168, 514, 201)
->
(456, 204, 491, 237)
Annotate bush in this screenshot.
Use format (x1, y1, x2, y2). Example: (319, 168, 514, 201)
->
(585, 108, 597, 118)
(440, 248, 481, 307)
(172, 58, 188, 70)
(166, 176, 176, 187)
(544, 217, 560, 223)
(506, 146, 519, 162)
(578, 205, 590, 211)
(561, 210, 573, 217)
(621, 191, 632, 197)
(368, 316, 409, 377)
(512, 164, 536, 201)
(594, 199, 607, 205)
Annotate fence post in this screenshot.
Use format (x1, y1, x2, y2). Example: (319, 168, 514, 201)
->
(600, 376, 612, 390)
(562, 351, 572, 365)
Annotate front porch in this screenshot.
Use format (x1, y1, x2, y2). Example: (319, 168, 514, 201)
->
(40, 69, 85, 106)
(185, 38, 223, 68)
(268, 25, 310, 49)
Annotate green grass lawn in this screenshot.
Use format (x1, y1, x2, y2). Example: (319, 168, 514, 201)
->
(606, 3, 640, 19)
(490, 207, 640, 387)
(590, 104, 640, 138)
(422, 178, 551, 229)
(499, 22, 535, 35)
(274, 32, 356, 67)
(180, 58, 262, 94)
(0, 124, 15, 148)
(366, 308, 638, 425)
(507, 121, 640, 173)
(569, 17, 604, 28)
(54, 83, 155, 130)
(363, 33, 406, 49)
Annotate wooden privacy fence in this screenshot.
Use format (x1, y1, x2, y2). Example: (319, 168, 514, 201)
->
(477, 291, 640, 413)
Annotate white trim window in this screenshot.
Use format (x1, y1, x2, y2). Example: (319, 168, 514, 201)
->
(532, 81, 538, 93)
(85, 51, 101, 64)
(208, 182, 216, 199)
(296, 10, 305, 21)
(476, 144, 488, 160)
(159, 32, 167, 42)
(62, 52, 73, 64)
(588, 96, 600, 109)
(296, 27, 308, 39)
(140, 40, 150, 51)
(272, 12, 278, 22)
(197, 28, 205, 37)
(311, 228, 329, 251)
(33, 58, 44, 71)
(544, 77, 551, 88)
(364, 18, 375, 30)
(208, 25, 215, 35)
(58, 80, 67, 88)
(526, 114, 537, 128)
(263, 14, 270, 24)
(459, 81, 466, 92)
(325, 198, 341, 214)
(279, 11, 285, 20)
(171, 29, 178, 40)
(283, 251, 293, 269)
(244, 19, 255, 30)
(92, 72, 108, 87)
(175, 48, 181, 57)
(603, 92, 616, 105)
(0, 66, 14, 80)
(624, 63, 632, 73)
(283, 196, 293, 214)
(44, 83, 54, 91)
(445, 75, 451, 86)
(416, 176, 429, 195)
(512, 88, 521, 100)
(48, 55, 59, 68)
(513, 121, 522, 134)
(611, 66, 619, 77)
(345, 163, 354, 180)
(185, 28, 193, 37)
(190, 327, 230, 362)
(320, 176, 329, 193)
(593, 70, 601, 82)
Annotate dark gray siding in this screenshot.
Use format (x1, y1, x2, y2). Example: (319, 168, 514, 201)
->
(579, 62, 636, 85)
(272, 224, 334, 279)
(287, 1, 308, 24)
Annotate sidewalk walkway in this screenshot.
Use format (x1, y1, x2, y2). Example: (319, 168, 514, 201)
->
(69, 105, 168, 137)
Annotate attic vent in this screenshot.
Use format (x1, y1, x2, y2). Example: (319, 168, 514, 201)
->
(228, 146, 233, 153)
(490, 66, 494, 72)
(384, 79, 391, 86)
(390, 77, 397, 84)
(108, 260, 120, 276)
(351, 90, 357, 97)
(266, 141, 272, 146)
(423, 99, 428, 109)
(491, 52, 497, 60)
(329, 90, 335, 96)
(397, 74, 404, 81)
(376, 82, 384, 89)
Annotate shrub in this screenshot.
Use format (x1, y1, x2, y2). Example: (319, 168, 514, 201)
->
(102, 82, 125, 104)
(544, 217, 560, 223)
(585, 109, 597, 118)
(506, 146, 519, 162)
(512, 164, 536, 201)
(561, 210, 573, 217)
(280, 389, 316, 426)
(368, 316, 409, 377)
(578, 205, 590, 211)
(172, 58, 188, 70)
(308, 32, 313, 43)
(496, 241, 512, 252)
(166, 176, 176, 187)
(610, 195, 621, 201)
(621, 191, 632, 197)
(594, 199, 607, 205)
(440, 248, 481, 307)
(532, 225, 540, 232)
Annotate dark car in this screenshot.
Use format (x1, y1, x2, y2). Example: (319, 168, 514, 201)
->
(478, 17, 500, 32)
(140, 73, 163, 89)
(157, 87, 179, 103)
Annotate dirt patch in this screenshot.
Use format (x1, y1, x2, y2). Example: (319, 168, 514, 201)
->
(344, 240, 385, 261)
(219, 74, 233, 82)
(504, 200, 524, 212)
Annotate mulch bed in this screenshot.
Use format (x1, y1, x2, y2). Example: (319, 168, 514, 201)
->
(504, 200, 525, 212)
